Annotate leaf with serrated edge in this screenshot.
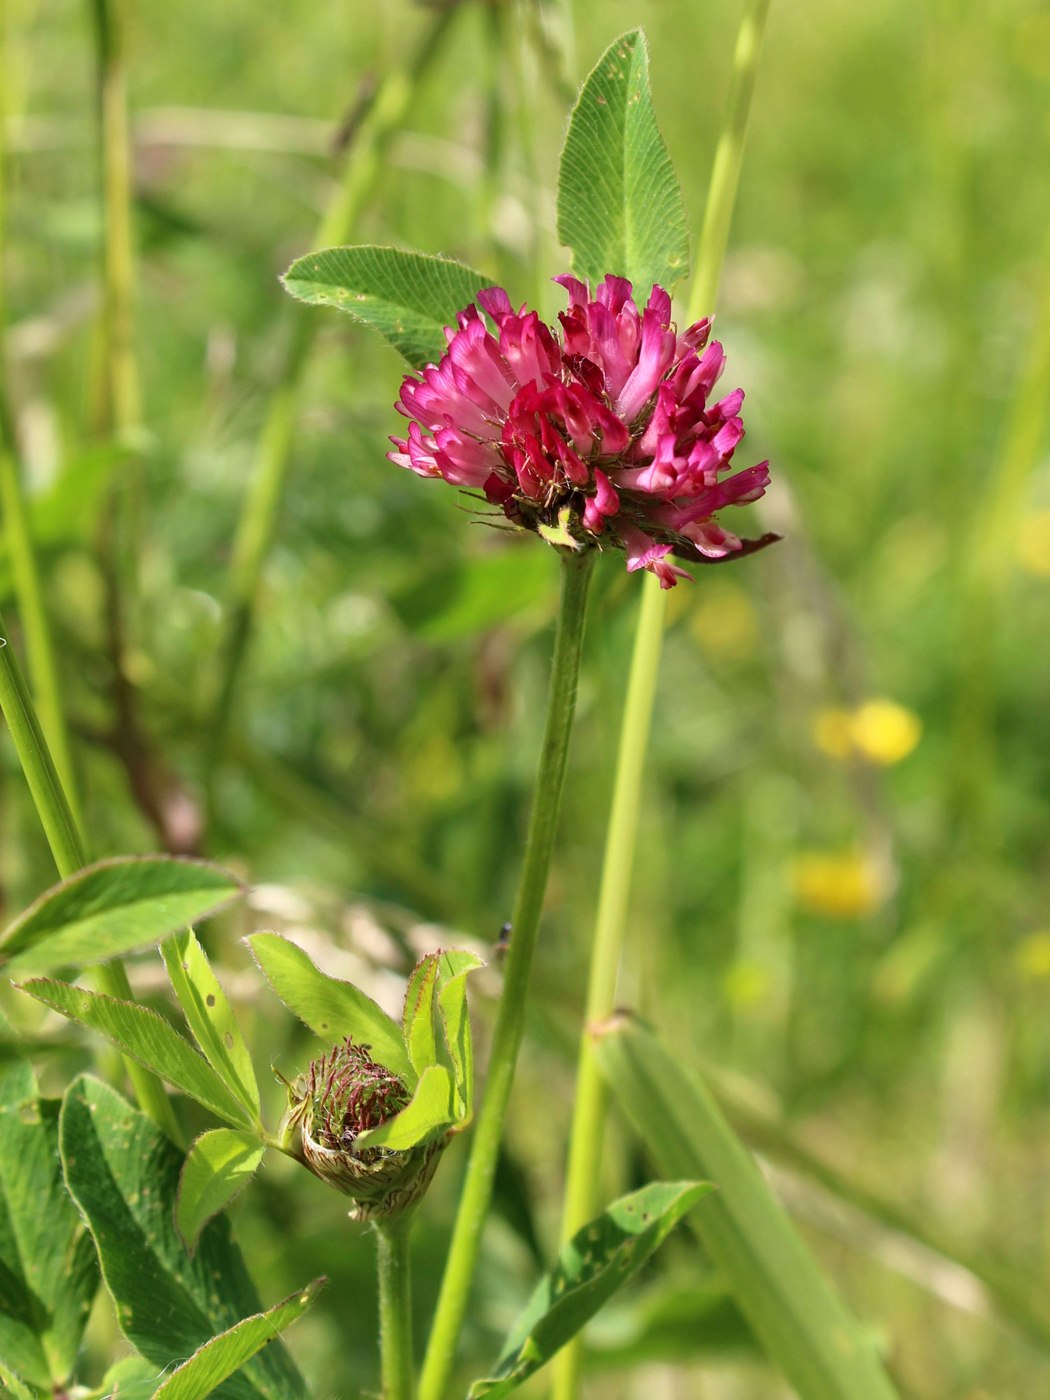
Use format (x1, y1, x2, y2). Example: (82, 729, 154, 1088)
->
(151, 1279, 324, 1400)
(434, 950, 482, 1118)
(176, 1130, 265, 1254)
(281, 245, 488, 369)
(402, 955, 439, 1076)
(467, 1182, 708, 1400)
(557, 30, 689, 293)
(60, 1076, 308, 1400)
(162, 931, 259, 1121)
(0, 1360, 36, 1399)
(246, 932, 412, 1082)
(20, 979, 252, 1128)
(0, 1060, 98, 1392)
(593, 1012, 900, 1400)
(355, 1064, 455, 1151)
(0, 856, 243, 979)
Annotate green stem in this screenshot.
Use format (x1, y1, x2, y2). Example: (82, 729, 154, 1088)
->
(0, 2, 81, 817)
(687, 0, 771, 325)
(92, 0, 140, 437)
(376, 1217, 416, 1400)
(554, 6, 772, 1397)
(0, 616, 181, 1143)
(418, 547, 594, 1400)
(208, 4, 458, 770)
(0, 435, 83, 831)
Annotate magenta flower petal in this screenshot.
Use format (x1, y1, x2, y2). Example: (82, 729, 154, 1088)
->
(388, 276, 772, 586)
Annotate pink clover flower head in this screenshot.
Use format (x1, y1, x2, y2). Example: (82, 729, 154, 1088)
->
(388, 274, 775, 586)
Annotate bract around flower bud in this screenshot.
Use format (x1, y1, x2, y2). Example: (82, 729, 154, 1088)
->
(285, 1039, 446, 1222)
(257, 942, 484, 1221)
(389, 274, 775, 586)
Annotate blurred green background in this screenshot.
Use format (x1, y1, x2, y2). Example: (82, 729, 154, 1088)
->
(2, 0, 1050, 1395)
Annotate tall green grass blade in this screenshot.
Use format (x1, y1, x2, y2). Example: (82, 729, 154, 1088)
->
(557, 30, 688, 291)
(593, 1012, 899, 1400)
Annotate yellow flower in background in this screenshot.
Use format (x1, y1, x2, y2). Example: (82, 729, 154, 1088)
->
(851, 699, 922, 764)
(1017, 512, 1050, 578)
(791, 849, 888, 919)
(1015, 932, 1050, 981)
(813, 697, 921, 765)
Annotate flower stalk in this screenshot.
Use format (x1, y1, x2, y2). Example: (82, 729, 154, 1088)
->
(418, 545, 594, 1400)
(553, 4, 773, 1397)
(376, 1216, 416, 1400)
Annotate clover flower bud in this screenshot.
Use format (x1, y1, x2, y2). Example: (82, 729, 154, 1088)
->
(286, 1039, 445, 1222)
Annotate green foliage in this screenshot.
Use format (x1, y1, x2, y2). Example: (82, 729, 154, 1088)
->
(20, 979, 254, 1128)
(176, 1130, 267, 1254)
(558, 30, 689, 292)
(59, 1076, 311, 1400)
(402, 949, 483, 1117)
(466, 1182, 709, 1399)
(0, 857, 243, 979)
(594, 1013, 899, 1400)
(355, 1063, 456, 1151)
(2, 1, 1049, 1393)
(162, 930, 261, 1125)
(93, 1355, 163, 1398)
(247, 931, 414, 1082)
(281, 246, 488, 369)
(150, 1280, 325, 1400)
(0, 1061, 97, 1394)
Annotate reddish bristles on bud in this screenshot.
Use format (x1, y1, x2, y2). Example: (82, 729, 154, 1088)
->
(290, 1039, 444, 1222)
(389, 274, 774, 587)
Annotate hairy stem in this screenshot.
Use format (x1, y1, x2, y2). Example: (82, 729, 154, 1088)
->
(554, 5, 773, 1397)
(376, 1217, 416, 1400)
(418, 547, 594, 1400)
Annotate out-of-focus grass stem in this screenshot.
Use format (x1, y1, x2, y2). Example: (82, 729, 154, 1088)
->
(553, 6, 772, 1397)
(0, 426, 83, 829)
(687, 0, 771, 325)
(209, 5, 458, 776)
(92, 0, 141, 437)
(0, 618, 181, 1142)
(0, 1, 80, 823)
(0, 0, 181, 1143)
